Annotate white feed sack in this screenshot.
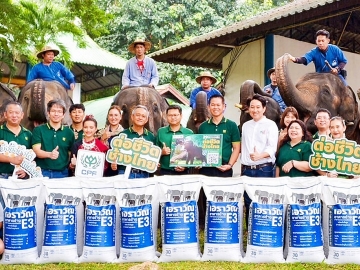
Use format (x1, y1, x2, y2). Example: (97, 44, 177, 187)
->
(115, 179, 159, 263)
(0, 178, 43, 264)
(243, 176, 287, 263)
(285, 177, 324, 263)
(157, 175, 202, 262)
(201, 177, 244, 262)
(80, 178, 117, 263)
(322, 177, 360, 264)
(38, 178, 84, 263)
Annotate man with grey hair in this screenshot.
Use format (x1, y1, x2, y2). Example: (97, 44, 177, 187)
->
(110, 105, 155, 179)
(32, 99, 74, 178)
(0, 101, 32, 179)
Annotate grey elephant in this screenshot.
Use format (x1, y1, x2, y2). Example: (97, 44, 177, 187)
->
(122, 193, 136, 206)
(333, 191, 348, 205)
(210, 190, 225, 202)
(181, 191, 196, 201)
(7, 194, 21, 207)
(136, 194, 146, 206)
(270, 194, 284, 204)
(254, 190, 270, 204)
(166, 189, 182, 202)
(187, 91, 210, 133)
(113, 86, 168, 136)
(18, 80, 73, 131)
(291, 193, 306, 205)
(276, 53, 359, 136)
(346, 194, 359, 204)
(306, 193, 321, 204)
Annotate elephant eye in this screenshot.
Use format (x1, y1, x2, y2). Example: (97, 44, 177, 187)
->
(153, 104, 159, 112)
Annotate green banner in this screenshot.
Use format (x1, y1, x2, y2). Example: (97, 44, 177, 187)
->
(169, 134, 223, 167)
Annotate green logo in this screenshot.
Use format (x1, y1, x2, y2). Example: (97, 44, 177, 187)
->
(81, 155, 101, 169)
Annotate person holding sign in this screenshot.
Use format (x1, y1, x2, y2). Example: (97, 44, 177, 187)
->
(198, 95, 240, 177)
(156, 105, 193, 175)
(0, 102, 32, 179)
(276, 120, 314, 177)
(111, 105, 156, 179)
(69, 115, 108, 175)
(32, 99, 74, 179)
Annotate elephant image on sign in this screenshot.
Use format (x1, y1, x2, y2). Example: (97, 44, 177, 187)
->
(7, 194, 21, 207)
(187, 91, 210, 133)
(306, 193, 321, 204)
(254, 190, 271, 204)
(18, 79, 73, 131)
(347, 194, 359, 204)
(291, 193, 306, 205)
(181, 191, 196, 201)
(210, 190, 225, 202)
(270, 194, 284, 204)
(166, 189, 182, 202)
(0, 83, 17, 124)
(276, 53, 359, 136)
(235, 80, 281, 132)
(333, 191, 348, 205)
(223, 192, 242, 202)
(122, 193, 136, 206)
(184, 140, 206, 165)
(113, 86, 168, 136)
(49, 193, 66, 205)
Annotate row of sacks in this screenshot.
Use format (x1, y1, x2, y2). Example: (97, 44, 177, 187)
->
(0, 175, 359, 264)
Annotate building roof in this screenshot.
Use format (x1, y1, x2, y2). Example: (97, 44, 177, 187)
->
(150, 0, 360, 69)
(0, 35, 127, 93)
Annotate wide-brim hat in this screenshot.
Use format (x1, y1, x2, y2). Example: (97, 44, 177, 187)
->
(37, 46, 59, 59)
(267, 67, 275, 78)
(196, 71, 217, 84)
(128, 38, 152, 54)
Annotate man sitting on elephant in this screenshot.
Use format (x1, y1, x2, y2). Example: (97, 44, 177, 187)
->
(121, 38, 159, 90)
(190, 71, 222, 109)
(288, 29, 347, 85)
(27, 46, 75, 91)
(263, 67, 287, 113)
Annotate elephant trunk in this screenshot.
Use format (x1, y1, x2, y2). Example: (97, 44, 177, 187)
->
(136, 87, 154, 133)
(275, 54, 309, 114)
(29, 80, 47, 123)
(194, 91, 209, 124)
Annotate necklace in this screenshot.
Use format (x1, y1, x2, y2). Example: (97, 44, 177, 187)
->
(82, 139, 95, 150)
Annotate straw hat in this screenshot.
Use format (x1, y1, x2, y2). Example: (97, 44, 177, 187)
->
(128, 38, 152, 54)
(37, 45, 59, 59)
(195, 71, 217, 84)
(267, 67, 275, 78)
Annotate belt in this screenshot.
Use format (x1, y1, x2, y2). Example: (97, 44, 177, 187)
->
(243, 162, 273, 170)
(131, 168, 147, 174)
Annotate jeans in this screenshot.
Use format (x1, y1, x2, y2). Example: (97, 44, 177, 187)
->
(42, 169, 69, 179)
(118, 170, 149, 179)
(242, 163, 275, 230)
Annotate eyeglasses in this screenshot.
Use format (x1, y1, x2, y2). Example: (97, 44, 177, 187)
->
(167, 114, 180, 117)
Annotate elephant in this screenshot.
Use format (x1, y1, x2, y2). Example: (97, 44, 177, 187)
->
(186, 91, 210, 133)
(18, 79, 73, 131)
(346, 194, 359, 204)
(181, 190, 196, 201)
(275, 53, 359, 136)
(291, 193, 306, 205)
(184, 140, 206, 165)
(306, 193, 321, 204)
(254, 190, 270, 204)
(122, 193, 136, 206)
(210, 190, 225, 202)
(270, 194, 284, 204)
(333, 191, 348, 205)
(0, 83, 17, 124)
(166, 189, 182, 202)
(7, 194, 21, 207)
(235, 80, 281, 133)
(113, 86, 168, 136)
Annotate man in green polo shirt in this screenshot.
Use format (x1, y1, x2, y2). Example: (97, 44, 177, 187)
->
(32, 99, 74, 179)
(0, 102, 32, 179)
(156, 104, 193, 175)
(198, 94, 240, 177)
(69, 103, 85, 143)
(110, 105, 155, 179)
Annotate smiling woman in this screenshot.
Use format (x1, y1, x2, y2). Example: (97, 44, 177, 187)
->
(276, 119, 314, 177)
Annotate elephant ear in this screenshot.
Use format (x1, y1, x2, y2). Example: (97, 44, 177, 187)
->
(160, 97, 169, 126)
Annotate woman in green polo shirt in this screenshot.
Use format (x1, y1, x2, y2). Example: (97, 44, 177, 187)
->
(276, 120, 314, 177)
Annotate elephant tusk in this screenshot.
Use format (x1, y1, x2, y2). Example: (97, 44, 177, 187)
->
(235, 103, 242, 109)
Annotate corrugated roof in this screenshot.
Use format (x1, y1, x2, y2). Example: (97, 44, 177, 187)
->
(150, 0, 360, 68)
(60, 34, 127, 69)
